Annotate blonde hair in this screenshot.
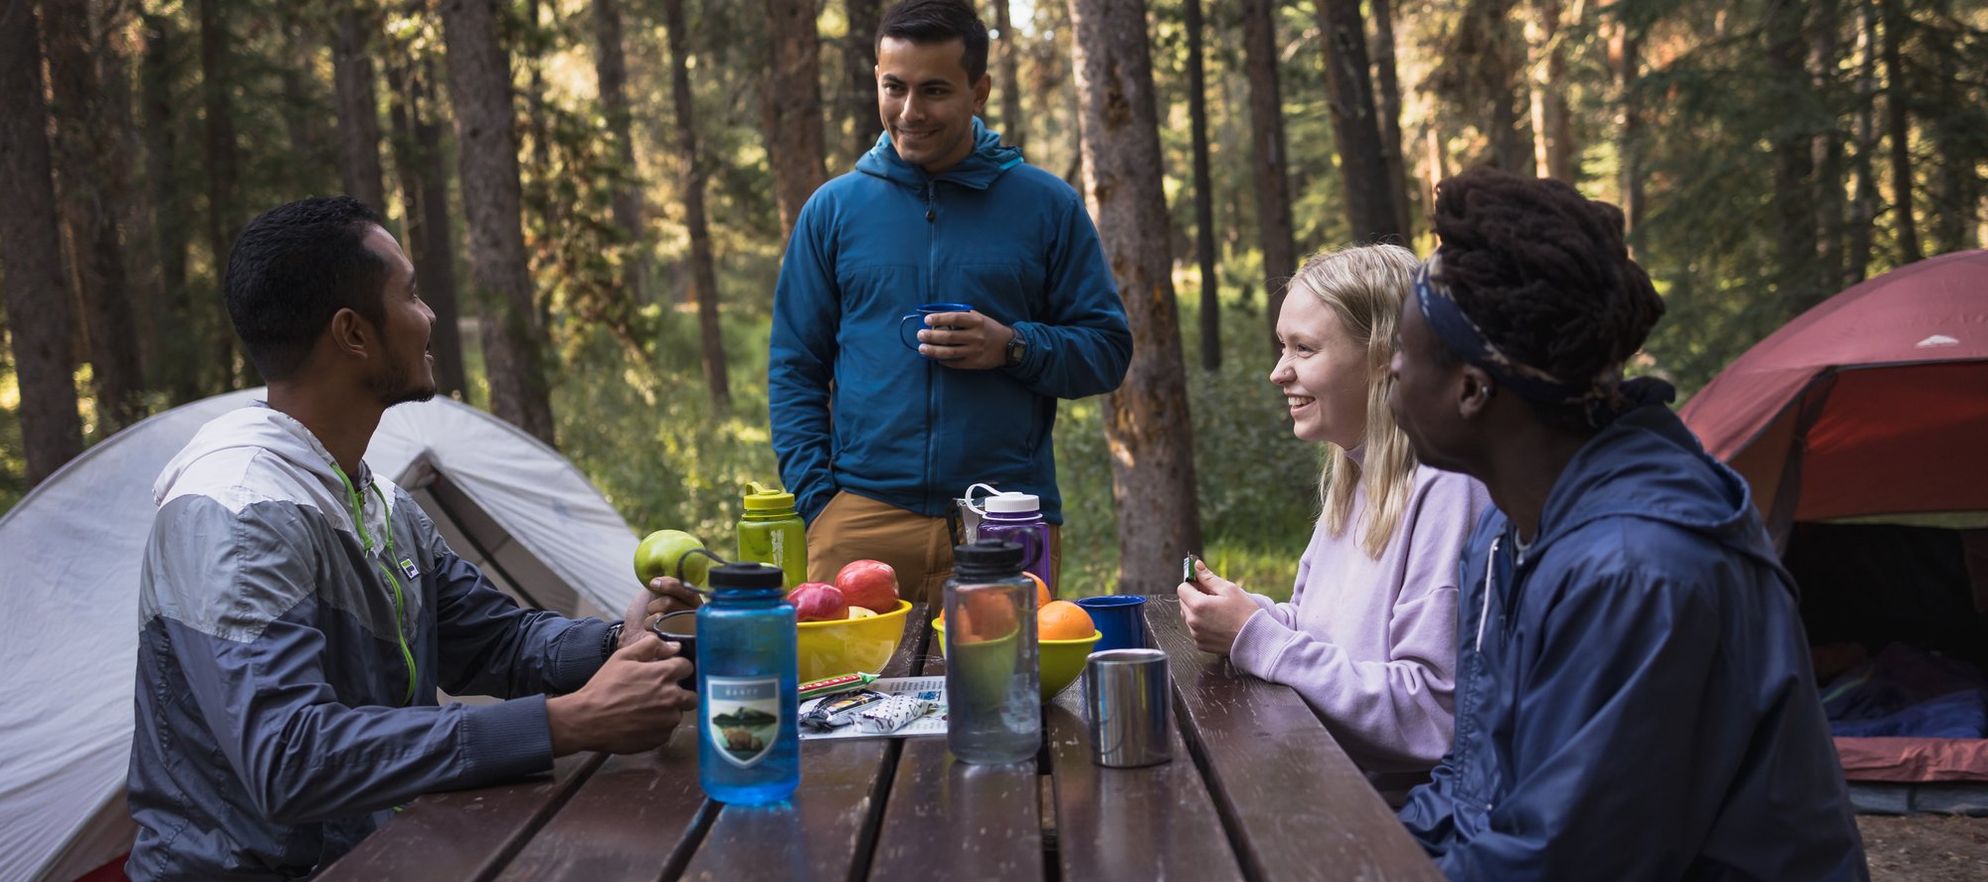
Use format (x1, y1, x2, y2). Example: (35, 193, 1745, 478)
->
(1284, 244, 1423, 559)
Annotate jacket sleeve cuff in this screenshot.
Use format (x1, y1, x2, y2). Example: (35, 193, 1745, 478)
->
(551, 618, 615, 693)
(1002, 322, 1048, 384)
(458, 696, 556, 786)
(1228, 608, 1300, 678)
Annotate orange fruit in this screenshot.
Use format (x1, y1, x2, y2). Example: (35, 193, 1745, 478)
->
(958, 589, 1019, 643)
(1037, 600, 1094, 640)
(1024, 571, 1052, 607)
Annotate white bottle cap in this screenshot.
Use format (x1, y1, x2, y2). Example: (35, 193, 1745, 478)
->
(983, 491, 1040, 514)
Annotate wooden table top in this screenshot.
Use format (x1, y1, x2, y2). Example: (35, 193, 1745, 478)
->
(321, 599, 1440, 881)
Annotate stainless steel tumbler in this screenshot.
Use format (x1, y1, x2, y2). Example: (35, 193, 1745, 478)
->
(1084, 648, 1172, 768)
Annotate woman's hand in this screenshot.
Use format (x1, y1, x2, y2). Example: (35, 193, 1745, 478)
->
(1175, 560, 1260, 655)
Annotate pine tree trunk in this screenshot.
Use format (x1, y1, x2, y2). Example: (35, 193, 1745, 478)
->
(1924, 6, 1979, 254)
(276, 13, 334, 185)
(1767, 0, 1820, 311)
(766, 0, 827, 241)
(43, 0, 145, 431)
(1810, 0, 1847, 294)
(1185, 0, 1219, 372)
(1845, 0, 1879, 283)
(385, 57, 468, 398)
(592, 0, 649, 302)
(0, 0, 85, 483)
(1067, 0, 1202, 593)
(664, 0, 732, 409)
(1370, 0, 1412, 234)
(1605, 3, 1644, 253)
(440, 0, 558, 445)
(104, 8, 162, 389)
(142, 12, 198, 404)
(334, 5, 388, 212)
(199, 0, 242, 388)
(844, 0, 883, 164)
(1241, 0, 1296, 354)
(994, 0, 1025, 153)
(1880, 0, 1920, 262)
(1311, 0, 1405, 242)
(1524, 0, 1577, 181)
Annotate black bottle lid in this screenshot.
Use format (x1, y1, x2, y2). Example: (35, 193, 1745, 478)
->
(952, 539, 1025, 577)
(706, 561, 785, 590)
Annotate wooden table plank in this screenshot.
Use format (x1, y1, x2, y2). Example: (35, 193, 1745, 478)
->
(676, 607, 932, 882)
(1146, 600, 1444, 882)
(1043, 681, 1245, 881)
(868, 625, 1043, 882)
(491, 724, 711, 882)
(318, 750, 606, 881)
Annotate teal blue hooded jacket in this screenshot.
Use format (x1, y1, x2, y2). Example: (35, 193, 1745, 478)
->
(769, 120, 1130, 525)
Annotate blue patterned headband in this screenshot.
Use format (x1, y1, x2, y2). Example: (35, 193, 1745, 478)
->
(1413, 254, 1618, 408)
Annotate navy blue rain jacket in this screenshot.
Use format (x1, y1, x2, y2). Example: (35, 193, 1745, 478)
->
(768, 120, 1131, 524)
(1398, 385, 1868, 880)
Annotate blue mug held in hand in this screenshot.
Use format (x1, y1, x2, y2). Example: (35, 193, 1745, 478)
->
(898, 302, 977, 354)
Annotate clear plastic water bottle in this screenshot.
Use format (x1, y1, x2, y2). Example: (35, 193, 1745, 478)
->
(696, 561, 800, 803)
(736, 481, 807, 588)
(943, 539, 1040, 764)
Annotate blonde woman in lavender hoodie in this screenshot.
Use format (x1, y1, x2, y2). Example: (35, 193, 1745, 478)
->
(1178, 244, 1489, 798)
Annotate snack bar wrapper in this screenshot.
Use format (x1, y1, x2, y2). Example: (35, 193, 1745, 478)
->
(854, 694, 931, 735)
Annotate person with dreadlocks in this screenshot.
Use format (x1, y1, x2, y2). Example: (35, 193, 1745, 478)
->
(1386, 168, 1866, 880)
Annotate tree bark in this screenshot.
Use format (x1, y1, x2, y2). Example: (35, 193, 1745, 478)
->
(199, 0, 242, 387)
(1311, 0, 1406, 242)
(664, 0, 733, 409)
(593, 0, 650, 303)
(440, 0, 558, 445)
(1604, 2, 1644, 253)
(43, 0, 145, 431)
(141, 12, 198, 404)
(1846, 0, 1879, 282)
(1767, 0, 1820, 312)
(1923, 4, 1979, 254)
(1241, 0, 1296, 355)
(994, 0, 1025, 153)
(334, 4, 389, 212)
(1370, 0, 1412, 234)
(1810, 0, 1847, 294)
(766, 0, 827, 241)
(1880, 0, 1919, 262)
(1185, 0, 1219, 372)
(385, 56, 468, 398)
(1066, 0, 1202, 593)
(1524, 0, 1577, 181)
(0, 0, 85, 483)
(844, 0, 883, 164)
(103, 8, 162, 390)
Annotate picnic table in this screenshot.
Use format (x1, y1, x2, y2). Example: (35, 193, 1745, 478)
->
(321, 600, 1441, 881)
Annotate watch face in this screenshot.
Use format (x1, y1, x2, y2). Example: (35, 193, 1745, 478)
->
(1006, 340, 1025, 365)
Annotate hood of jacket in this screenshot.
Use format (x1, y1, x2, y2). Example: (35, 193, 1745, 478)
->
(855, 117, 1024, 190)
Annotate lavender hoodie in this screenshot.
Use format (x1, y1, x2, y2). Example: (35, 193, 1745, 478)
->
(1229, 455, 1489, 776)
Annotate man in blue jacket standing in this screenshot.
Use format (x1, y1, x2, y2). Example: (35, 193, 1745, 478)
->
(129, 197, 694, 881)
(1386, 168, 1867, 880)
(769, 0, 1131, 600)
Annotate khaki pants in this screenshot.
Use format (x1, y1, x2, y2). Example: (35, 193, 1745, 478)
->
(806, 491, 1061, 604)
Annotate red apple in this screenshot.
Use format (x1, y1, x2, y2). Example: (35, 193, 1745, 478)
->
(834, 560, 899, 613)
(788, 582, 848, 622)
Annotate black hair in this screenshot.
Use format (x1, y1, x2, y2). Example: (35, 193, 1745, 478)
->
(1430, 167, 1664, 430)
(877, 0, 989, 82)
(224, 196, 390, 381)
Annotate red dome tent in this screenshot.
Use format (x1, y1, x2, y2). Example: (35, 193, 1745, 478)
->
(1680, 250, 1988, 807)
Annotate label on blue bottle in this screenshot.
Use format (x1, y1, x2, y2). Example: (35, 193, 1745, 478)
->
(704, 675, 782, 768)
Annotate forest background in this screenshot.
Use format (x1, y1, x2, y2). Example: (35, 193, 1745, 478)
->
(2, 0, 1984, 598)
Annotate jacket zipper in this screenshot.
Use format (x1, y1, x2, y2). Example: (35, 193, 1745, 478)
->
(337, 468, 419, 705)
(923, 181, 939, 513)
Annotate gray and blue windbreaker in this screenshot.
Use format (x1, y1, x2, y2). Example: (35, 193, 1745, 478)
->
(769, 119, 1132, 525)
(1398, 384, 1867, 880)
(127, 405, 615, 881)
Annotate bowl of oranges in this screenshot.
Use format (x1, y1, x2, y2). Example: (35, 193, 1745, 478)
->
(932, 573, 1101, 700)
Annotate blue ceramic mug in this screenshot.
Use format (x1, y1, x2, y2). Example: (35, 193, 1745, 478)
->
(898, 302, 977, 354)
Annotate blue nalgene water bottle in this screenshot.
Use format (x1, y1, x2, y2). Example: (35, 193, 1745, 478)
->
(696, 561, 799, 804)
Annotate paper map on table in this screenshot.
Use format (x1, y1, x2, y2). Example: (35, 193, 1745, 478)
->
(797, 676, 948, 740)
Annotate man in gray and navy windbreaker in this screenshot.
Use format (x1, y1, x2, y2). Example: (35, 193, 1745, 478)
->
(127, 197, 693, 881)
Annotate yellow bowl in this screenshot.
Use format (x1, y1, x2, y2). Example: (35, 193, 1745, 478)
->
(794, 599, 912, 682)
(932, 618, 1102, 700)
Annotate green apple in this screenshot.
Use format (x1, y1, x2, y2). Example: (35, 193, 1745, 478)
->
(634, 529, 711, 587)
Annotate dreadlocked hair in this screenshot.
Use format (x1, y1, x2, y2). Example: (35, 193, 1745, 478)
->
(1430, 167, 1665, 430)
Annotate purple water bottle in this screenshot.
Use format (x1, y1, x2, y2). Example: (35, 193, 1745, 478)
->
(966, 488, 1052, 597)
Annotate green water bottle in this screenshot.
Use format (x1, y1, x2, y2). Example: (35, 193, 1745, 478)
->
(737, 481, 807, 588)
